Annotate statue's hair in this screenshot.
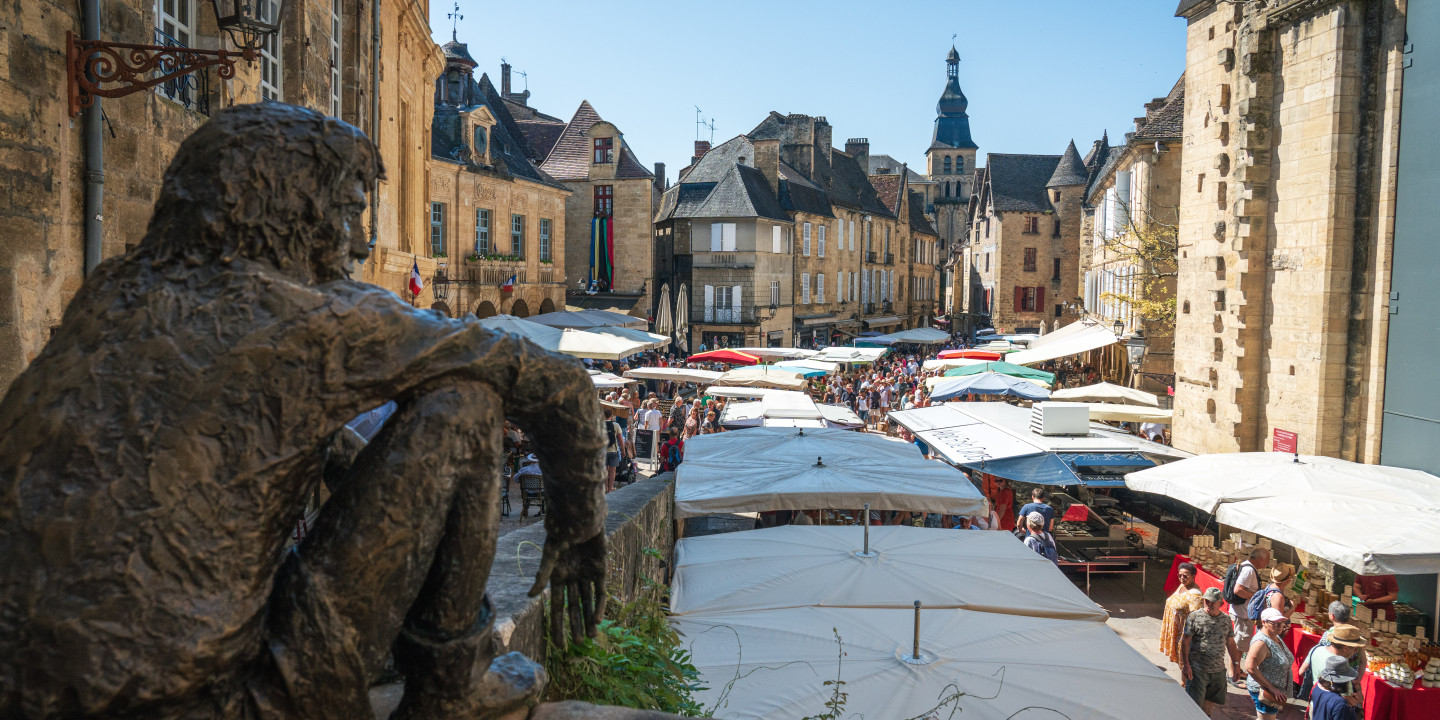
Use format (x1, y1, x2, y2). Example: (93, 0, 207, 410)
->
(140, 103, 383, 273)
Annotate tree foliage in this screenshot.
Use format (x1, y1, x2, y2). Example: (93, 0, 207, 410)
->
(1097, 198, 1179, 333)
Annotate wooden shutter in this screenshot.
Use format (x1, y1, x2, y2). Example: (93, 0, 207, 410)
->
(710, 223, 722, 251)
(1014, 286, 1024, 310)
(772, 225, 782, 253)
(733, 285, 742, 313)
(722, 223, 737, 251)
(1036, 286, 1045, 312)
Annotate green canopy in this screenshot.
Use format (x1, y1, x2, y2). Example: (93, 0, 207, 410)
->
(942, 361, 1055, 384)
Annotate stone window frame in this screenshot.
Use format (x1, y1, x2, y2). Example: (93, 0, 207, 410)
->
(1023, 216, 1040, 234)
(511, 214, 525, 259)
(1023, 248, 1037, 272)
(594, 185, 613, 216)
(430, 202, 446, 257)
(474, 208, 491, 255)
(539, 218, 552, 262)
(257, 0, 283, 101)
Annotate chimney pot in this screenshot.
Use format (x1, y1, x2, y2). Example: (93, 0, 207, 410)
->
(501, 62, 512, 96)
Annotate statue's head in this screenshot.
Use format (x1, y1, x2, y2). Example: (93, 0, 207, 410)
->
(140, 102, 384, 283)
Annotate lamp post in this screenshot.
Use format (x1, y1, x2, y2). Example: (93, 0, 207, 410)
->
(68, 0, 288, 116)
(1124, 329, 1148, 389)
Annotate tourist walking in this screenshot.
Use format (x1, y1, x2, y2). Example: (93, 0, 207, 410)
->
(1180, 588, 1243, 717)
(1162, 562, 1205, 664)
(1309, 655, 1362, 720)
(1241, 608, 1294, 719)
(1022, 512, 1059, 565)
(1227, 546, 1271, 656)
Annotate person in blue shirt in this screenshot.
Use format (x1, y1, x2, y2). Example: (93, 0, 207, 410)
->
(1309, 654, 1361, 720)
(1017, 487, 1057, 533)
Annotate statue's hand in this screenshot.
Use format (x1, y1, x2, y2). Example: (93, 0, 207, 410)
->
(528, 531, 606, 643)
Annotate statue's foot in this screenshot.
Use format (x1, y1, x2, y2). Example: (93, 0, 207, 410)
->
(390, 624, 544, 720)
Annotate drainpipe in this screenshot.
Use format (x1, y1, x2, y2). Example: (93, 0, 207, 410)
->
(83, 0, 104, 275)
(367, 0, 381, 250)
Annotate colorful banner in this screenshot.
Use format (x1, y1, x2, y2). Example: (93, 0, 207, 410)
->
(589, 215, 614, 292)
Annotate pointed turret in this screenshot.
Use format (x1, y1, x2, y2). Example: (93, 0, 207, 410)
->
(1047, 140, 1089, 188)
(931, 46, 976, 150)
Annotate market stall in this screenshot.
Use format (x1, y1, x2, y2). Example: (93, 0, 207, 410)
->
(527, 308, 645, 330)
(708, 366, 808, 390)
(675, 605, 1206, 720)
(671, 525, 1107, 621)
(674, 427, 988, 520)
(928, 372, 1050, 402)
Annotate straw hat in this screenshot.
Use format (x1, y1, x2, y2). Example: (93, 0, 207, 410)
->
(1270, 565, 1294, 585)
(1328, 624, 1367, 648)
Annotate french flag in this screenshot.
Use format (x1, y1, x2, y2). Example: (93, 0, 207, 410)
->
(500, 274, 517, 292)
(408, 260, 424, 296)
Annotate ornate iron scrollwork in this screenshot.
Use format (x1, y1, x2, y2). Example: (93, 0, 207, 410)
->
(67, 31, 255, 116)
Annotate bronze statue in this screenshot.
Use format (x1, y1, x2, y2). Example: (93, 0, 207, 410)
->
(0, 103, 607, 719)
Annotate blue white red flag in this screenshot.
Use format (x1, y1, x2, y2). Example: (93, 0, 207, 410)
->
(408, 260, 424, 296)
(500, 274, 516, 292)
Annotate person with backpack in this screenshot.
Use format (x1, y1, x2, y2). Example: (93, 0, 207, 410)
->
(1222, 546, 1272, 659)
(1309, 654, 1363, 720)
(1296, 624, 1366, 712)
(603, 408, 624, 493)
(1022, 512, 1059, 565)
(1017, 487, 1057, 533)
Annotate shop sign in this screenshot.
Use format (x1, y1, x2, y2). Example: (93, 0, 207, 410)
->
(1272, 428, 1298, 454)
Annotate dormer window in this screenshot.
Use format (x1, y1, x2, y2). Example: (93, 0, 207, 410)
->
(473, 126, 487, 156)
(594, 137, 614, 164)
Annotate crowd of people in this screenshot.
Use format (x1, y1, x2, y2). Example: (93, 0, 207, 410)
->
(1159, 545, 1374, 719)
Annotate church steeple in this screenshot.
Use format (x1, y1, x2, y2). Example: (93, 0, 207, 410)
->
(931, 46, 976, 150)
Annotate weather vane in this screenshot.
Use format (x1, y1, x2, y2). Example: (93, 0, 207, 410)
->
(447, 2, 463, 41)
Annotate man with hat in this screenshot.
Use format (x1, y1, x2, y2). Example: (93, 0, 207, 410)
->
(1299, 623, 1366, 710)
(1181, 587, 1245, 716)
(1310, 654, 1362, 720)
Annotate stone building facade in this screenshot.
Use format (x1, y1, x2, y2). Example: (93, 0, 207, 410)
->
(0, 0, 441, 396)
(1171, 0, 1406, 459)
(506, 97, 660, 319)
(962, 152, 1085, 335)
(1080, 78, 1185, 396)
(425, 38, 569, 320)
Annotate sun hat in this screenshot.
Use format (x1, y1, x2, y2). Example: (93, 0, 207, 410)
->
(1202, 587, 1223, 602)
(1260, 608, 1288, 624)
(1319, 653, 1360, 683)
(1026, 511, 1045, 526)
(1328, 624, 1367, 648)
(523, 454, 539, 464)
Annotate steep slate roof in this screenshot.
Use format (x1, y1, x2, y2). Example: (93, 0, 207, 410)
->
(829, 149, 893, 216)
(514, 120, 566, 162)
(985, 154, 1061, 213)
(540, 101, 653, 182)
(870, 174, 902, 214)
(908, 192, 938, 236)
(1082, 132, 1110, 168)
(1175, 0, 1208, 17)
(1046, 141, 1090, 187)
(431, 72, 566, 190)
(1133, 75, 1185, 141)
(502, 97, 565, 123)
(691, 165, 789, 221)
(868, 154, 927, 182)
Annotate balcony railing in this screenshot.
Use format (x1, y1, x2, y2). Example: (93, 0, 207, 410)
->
(154, 29, 212, 116)
(866, 251, 878, 264)
(700, 305, 761, 324)
(884, 253, 895, 265)
(693, 253, 754, 269)
(442, 264, 528, 286)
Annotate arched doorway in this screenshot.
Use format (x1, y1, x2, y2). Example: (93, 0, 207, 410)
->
(430, 301, 452, 318)
(509, 298, 530, 318)
(473, 301, 498, 319)
(538, 297, 557, 315)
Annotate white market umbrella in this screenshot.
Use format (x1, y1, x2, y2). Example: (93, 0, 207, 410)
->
(731, 347, 817, 360)
(529, 308, 645, 330)
(1051, 382, 1159, 407)
(672, 525, 1106, 621)
(1125, 452, 1440, 574)
(678, 606, 1204, 720)
(623, 367, 723, 384)
(589, 371, 634, 389)
(555, 328, 648, 360)
(675, 285, 689, 353)
(813, 346, 889, 364)
(1081, 403, 1172, 424)
(477, 314, 563, 346)
(592, 325, 670, 350)
(921, 357, 990, 373)
(676, 427, 988, 518)
(709, 366, 808, 391)
(655, 283, 672, 335)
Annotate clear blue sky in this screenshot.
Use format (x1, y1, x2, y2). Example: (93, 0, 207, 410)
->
(431, 0, 1186, 177)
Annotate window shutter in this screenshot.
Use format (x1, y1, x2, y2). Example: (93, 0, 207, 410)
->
(1014, 286, 1024, 311)
(722, 223, 736, 251)
(849, 221, 856, 250)
(733, 285, 742, 312)
(818, 225, 826, 257)
(1116, 170, 1132, 230)
(704, 284, 714, 308)
(817, 273, 824, 303)
(772, 225, 782, 253)
(1036, 286, 1045, 311)
(710, 223, 722, 251)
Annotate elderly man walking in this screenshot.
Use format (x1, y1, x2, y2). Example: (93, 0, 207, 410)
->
(1181, 588, 1244, 717)
(1226, 546, 1271, 659)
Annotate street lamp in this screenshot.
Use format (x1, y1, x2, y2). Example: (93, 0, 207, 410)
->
(1124, 328, 1148, 387)
(1112, 318, 1125, 337)
(68, 0, 289, 116)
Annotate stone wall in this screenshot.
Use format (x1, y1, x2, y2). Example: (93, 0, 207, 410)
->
(486, 477, 675, 663)
(983, 210, 1076, 333)
(1171, 0, 1404, 457)
(561, 177, 656, 314)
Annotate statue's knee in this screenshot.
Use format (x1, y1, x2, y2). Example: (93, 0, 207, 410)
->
(405, 380, 496, 424)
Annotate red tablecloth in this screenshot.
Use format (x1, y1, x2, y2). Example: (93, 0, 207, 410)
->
(1165, 554, 1230, 613)
(1285, 626, 1325, 683)
(1361, 672, 1440, 720)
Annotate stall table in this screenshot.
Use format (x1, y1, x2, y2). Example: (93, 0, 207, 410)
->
(1164, 554, 1230, 614)
(1360, 671, 1440, 720)
(1059, 547, 1147, 596)
(1284, 625, 1325, 684)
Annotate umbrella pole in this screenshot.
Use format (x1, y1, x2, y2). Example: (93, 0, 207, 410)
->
(863, 503, 870, 555)
(912, 600, 922, 660)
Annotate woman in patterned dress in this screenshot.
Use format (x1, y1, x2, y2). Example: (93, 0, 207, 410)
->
(1161, 562, 1205, 665)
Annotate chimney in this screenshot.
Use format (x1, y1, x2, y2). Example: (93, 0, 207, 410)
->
(692, 140, 711, 166)
(812, 117, 833, 187)
(753, 138, 781, 197)
(501, 61, 512, 97)
(846, 137, 870, 175)
(653, 162, 666, 190)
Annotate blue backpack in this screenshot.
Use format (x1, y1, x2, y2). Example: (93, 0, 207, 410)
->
(1246, 586, 1280, 620)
